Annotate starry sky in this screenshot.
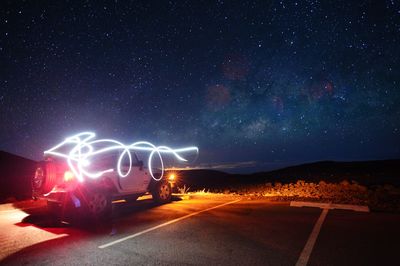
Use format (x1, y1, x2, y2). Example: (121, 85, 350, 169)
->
(1, 1, 399, 172)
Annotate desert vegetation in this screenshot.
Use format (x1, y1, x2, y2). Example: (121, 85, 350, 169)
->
(179, 180, 400, 212)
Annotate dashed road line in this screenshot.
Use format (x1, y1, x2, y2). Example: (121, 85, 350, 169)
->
(290, 201, 369, 212)
(291, 201, 369, 266)
(98, 199, 241, 249)
(295, 208, 329, 266)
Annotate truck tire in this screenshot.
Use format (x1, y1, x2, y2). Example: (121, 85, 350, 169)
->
(47, 200, 64, 224)
(151, 181, 172, 204)
(84, 190, 112, 219)
(47, 201, 61, 216)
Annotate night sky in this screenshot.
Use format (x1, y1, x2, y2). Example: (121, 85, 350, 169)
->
(1, 1, 399, 172)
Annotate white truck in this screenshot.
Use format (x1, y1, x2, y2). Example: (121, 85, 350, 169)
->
(32, 132, 197, 219)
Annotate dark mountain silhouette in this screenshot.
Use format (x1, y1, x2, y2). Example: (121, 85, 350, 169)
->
(0, 149, 399, 201)
(0, 151, 37, 201)
(250, 159, 400, 185)
(173, 159, 400, 191)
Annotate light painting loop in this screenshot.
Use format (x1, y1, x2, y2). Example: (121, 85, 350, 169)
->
(44, 132, 198, 182)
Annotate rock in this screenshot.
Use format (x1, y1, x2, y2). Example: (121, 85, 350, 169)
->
(340, 180, 350, 187)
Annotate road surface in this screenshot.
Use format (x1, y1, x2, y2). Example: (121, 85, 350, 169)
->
(0, 195, 399, 265)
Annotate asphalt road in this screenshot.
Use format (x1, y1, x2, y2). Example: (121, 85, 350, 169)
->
(0, 195, 399, 265)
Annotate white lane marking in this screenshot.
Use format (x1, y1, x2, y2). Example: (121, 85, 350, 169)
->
(0, 209, 68, 260)
(290, 201, 369, 212)
(0, 206, 43, 213)
(98, 199, 241, 249)
(295, 208, 329, 266)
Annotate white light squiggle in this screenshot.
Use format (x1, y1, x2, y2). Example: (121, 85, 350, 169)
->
(44, 132, 199, 182)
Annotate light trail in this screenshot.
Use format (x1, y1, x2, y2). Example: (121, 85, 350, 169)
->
(44, 132, 198, 182)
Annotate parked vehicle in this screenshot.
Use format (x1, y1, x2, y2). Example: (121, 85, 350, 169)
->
(32, 132, 198, 220)
(32, 152, 172, 219)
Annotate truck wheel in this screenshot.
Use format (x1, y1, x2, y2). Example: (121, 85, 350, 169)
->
(152, 181, 172, 203)
(47, 201, 63, 224)
(47, 201, 61, 215)
(85, 191, 111, 218)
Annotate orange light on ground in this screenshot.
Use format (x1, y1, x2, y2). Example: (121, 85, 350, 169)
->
(63, 171, 75, 182)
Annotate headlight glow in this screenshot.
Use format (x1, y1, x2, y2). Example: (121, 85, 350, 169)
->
(168, 174, 176, 181)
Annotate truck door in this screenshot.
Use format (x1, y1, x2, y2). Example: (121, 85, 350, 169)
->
(118, 156, 150, 192)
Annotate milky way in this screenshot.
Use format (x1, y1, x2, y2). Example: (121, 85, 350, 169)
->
(1, 1, 399, 172)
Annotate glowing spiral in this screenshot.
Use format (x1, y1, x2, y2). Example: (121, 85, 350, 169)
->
(44, 132, 199, 182)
